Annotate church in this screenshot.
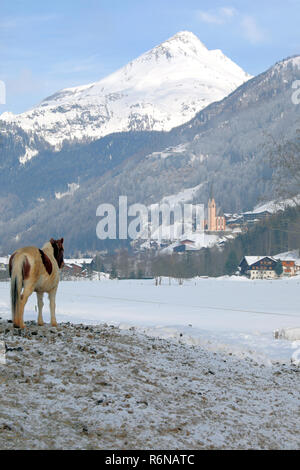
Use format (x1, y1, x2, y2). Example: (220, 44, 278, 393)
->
(202, 198, 226, 232)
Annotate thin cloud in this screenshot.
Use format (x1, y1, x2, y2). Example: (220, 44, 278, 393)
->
(197, 7, 237, 25)
(196, 7, 268, 45)
(220, 7, 237, 19)
(0, 13, 58, 30)
(241, 16, 267, 44)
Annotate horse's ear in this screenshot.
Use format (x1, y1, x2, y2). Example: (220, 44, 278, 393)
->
(50, 238, 55, 244)
(60, 238, 64, 244)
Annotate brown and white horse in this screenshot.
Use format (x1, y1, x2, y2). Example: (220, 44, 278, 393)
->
(9, 238, 64, 328)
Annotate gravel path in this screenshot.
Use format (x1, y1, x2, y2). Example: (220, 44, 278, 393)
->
(0, 320, 299, 449)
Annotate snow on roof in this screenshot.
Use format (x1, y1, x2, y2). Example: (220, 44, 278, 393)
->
(243, 256, 277, 266)
(64, 258, 93, 267)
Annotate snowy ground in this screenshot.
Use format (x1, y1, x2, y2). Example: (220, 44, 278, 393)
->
(1, 277, 300, 365)
(0, 320, 299, 449)
(0, 278, 300, 449)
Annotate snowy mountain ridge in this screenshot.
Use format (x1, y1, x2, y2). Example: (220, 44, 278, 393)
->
(0, 31, 251, 160)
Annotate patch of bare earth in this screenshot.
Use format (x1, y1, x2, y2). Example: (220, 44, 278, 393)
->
(0, 320, 299, 449)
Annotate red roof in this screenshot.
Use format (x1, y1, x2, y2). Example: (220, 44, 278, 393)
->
(180, 239, 195, 245)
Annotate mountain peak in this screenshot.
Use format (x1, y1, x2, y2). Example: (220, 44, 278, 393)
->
(167, 31, 207, 49)
(147, 31, 208, 61)
(0, 31, 251, 153)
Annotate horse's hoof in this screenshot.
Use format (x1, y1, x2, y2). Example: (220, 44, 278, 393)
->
(38, 322, 44, 326)
(51, 322, 57, 327)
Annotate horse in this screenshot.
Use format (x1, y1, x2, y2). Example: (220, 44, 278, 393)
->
(9, 238, 64, 328)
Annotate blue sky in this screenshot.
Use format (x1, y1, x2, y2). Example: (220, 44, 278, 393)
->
(0, 0, 299, 114)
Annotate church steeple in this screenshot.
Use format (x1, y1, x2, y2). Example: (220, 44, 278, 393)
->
(206, 197, 225, 231)
(208, 198, 216, 231)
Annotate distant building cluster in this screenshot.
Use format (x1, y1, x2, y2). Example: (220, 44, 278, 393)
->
(0, 257, 95, 279)
(138, 197, 275, 254)
(62, 258, 94, 278)
(224, 209, 272, 230)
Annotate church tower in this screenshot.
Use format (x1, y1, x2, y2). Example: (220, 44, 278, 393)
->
(208, 198, 216, 231)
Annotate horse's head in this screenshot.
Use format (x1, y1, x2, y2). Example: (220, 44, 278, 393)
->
(50, 238, 64, 269)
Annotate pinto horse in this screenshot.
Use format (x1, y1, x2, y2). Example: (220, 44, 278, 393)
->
(9, 238, 64, 328)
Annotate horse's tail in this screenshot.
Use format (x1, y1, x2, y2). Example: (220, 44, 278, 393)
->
(10, 253, 27, 325)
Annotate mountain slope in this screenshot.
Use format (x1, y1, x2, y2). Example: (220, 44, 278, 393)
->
(0, 31, 250, 159)
(0, 56, 299, 254)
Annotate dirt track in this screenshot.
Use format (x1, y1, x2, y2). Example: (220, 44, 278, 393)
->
(0, 320, 299, 449)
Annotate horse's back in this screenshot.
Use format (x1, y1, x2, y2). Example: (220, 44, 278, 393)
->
(15, 246, 40, 257)
(10, 245, 59, 291)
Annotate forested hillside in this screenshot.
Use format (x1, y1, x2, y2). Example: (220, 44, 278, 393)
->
(0, 56, 299, 254)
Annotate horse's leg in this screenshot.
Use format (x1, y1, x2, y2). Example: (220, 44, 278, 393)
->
(19, 284, 34, 329)
(48, 288, 58, 327)
(13, 302, 20, 328)
(36, 292, 44, 326)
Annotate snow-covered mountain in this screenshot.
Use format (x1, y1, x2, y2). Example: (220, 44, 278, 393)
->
(0, 31, 250, 160)
(0, 51, 299, 254)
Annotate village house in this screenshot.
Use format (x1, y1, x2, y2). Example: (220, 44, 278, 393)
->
(281, 260, 296, 276)
(239, 256, 278, 279)
(62, 258, 93, 278)
(239, 255, 300, 279)
(63, 263, 84, 277)
(173, 239, 198, 253)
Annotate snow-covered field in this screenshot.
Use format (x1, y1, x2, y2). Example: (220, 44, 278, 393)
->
(1, 277, 300, 449)
(1, 277, 300, 365)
